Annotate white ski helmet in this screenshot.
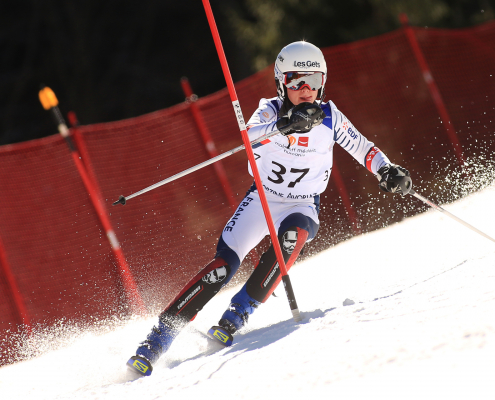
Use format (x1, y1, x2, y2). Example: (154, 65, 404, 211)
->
(274, 41, 327, 101)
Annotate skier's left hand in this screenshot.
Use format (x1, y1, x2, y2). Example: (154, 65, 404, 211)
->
(276, 102, 325, 135)
(377, 164, 412, 195)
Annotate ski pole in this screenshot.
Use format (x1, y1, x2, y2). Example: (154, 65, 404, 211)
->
(202, 0, 302, 322)
(112, 127, 287, 206)
(410, 189, 495, 243)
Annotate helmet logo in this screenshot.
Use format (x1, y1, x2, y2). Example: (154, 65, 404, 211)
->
(293, 60, 321, 68)
(278, 55, 284, 63)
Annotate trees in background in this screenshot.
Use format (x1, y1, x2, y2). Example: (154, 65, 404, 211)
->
(225, 0, 494, 70)
(1, 0, 493, 145)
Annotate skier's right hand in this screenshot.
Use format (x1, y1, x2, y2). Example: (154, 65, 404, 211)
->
(276, 102, 325, 136)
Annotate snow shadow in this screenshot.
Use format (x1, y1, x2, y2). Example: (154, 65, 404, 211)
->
(224, 307, 337, 354)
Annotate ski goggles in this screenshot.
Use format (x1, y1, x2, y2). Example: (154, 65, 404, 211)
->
(284, 72, 324, 91)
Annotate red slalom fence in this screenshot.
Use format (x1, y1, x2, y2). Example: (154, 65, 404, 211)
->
(1, 19, 494, 365)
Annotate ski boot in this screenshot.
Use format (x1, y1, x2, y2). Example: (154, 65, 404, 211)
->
(208, 285, 260, 347)
(126, 317, 177, 377)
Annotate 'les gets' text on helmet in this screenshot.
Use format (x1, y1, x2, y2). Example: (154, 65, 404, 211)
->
(274, 41, 327, 101)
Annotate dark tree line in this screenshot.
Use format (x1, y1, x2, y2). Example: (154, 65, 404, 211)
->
(1, 0, 493, 145)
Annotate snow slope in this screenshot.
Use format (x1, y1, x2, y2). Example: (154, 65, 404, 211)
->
(1, 184, 494, 400)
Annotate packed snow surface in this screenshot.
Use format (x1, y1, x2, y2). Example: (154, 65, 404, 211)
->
(1, 184, 494, 400)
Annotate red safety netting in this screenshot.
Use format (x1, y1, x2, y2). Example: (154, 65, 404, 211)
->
(1, 21, 494, 365)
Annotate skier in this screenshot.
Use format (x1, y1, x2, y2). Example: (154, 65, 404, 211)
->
(127, 41, 412, 377)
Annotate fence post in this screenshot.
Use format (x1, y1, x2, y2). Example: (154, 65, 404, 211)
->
(180, 78, 261, 266)
(38, 86, 147, 317)
(64, 111, 147, 317)
(180, 77, 238, 213)
(0, 235, 32, 335)
(400, 13, 465, 166)
(68, 112, 105, 201)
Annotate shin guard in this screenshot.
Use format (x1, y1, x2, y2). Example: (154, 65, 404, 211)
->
(246, 226, 308, 303)
(161, 257, 232, 322)
(135, 257, 232, 364)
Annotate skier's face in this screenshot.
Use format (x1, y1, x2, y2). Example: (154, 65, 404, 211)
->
(287, 86, 318, 105)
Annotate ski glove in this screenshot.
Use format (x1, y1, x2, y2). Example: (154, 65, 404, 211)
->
(276, 102, 325, 136)
(377, 164, 413, 195)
